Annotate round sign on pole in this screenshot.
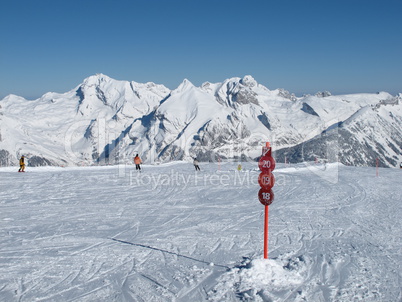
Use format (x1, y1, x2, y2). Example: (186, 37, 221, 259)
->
(258, 188, 274, 206)
(258, 155, 276, 172)
(258, 172, 275, 190)
(262, 146, 270, 157)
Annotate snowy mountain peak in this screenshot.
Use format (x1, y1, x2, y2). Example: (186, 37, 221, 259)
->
(315, 91, 332, 97)
(240, 75, 257, 87)
(0, 94, 27, 103)
(174, 78, 195, 93)
(83, 73, 113, 85)
(214, 76, 260, 107)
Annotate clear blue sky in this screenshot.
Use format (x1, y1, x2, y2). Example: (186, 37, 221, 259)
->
(1, 0, 401, 99)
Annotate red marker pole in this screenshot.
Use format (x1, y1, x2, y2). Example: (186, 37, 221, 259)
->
(264, 205, 269, 259)
(258, 142, 275, 260)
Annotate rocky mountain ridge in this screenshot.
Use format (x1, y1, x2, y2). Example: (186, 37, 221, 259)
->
(0, 74, 401, 167)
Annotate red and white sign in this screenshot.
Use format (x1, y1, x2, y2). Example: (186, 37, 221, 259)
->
(258, 188, 274, 206)
(258, 155, 276, 172)
(262, 146, 270, 157)
(258, 172, 275, 190)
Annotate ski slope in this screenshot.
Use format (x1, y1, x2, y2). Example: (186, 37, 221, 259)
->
(0, 162, 400, 301)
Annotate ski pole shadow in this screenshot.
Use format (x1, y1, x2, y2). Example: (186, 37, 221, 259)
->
(110, 238, 230, 269)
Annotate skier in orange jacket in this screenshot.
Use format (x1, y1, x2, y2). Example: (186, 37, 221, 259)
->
(134, 154, 142, 171)
(18, 155, 25, 172)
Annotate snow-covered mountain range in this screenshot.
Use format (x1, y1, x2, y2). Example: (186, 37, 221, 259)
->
(0, 74, 401, 167)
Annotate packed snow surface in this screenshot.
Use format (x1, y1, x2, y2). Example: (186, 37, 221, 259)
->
(0, 162, 401, 301)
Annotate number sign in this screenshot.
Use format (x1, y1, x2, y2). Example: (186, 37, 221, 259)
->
(258, 172, 275, 190)
(258, 188, 274, 206)
(258, 155, 276, 172)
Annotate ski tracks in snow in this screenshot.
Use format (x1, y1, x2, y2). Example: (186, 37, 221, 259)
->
(0, 163, 401, 301)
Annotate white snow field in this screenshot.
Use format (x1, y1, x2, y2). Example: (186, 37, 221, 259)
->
(0, 162, 401, 301)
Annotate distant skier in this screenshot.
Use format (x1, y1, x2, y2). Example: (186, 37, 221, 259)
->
(18, 155, 25, 172)
(237, 164, 242, 171)
(134, 154, 142, 171)
(193, 158, 200, 171)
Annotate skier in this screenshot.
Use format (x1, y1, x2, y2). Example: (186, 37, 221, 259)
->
(237, 164, 242, 171)
(18, 155, 25, 172)
(134, 154, 142, 171)
(193, 158, 200, 171)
